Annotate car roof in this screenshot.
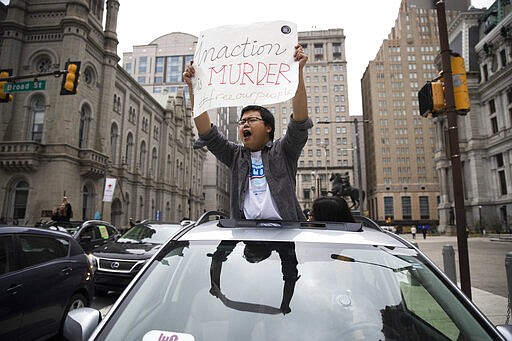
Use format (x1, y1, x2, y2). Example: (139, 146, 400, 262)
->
(0, 225, 73, 237)
(177, 219, 408, 249)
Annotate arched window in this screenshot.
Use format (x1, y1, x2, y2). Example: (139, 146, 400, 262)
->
(139, 141, 147, 175)
(82, 184, 94, 220)
(110, 123, 119, 164)
(125, 132, 134, 167)
(151, 147, 158, 178)
(79, 104, 91, 148)
(30, 95, 46, 142)
(167, 155, 172, 182)
(113, 94, 117, 111)
(12, 180, 29, 222)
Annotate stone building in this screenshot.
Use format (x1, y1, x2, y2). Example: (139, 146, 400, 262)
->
(0, 0, 205, 227)
(434, 0, 512, 233)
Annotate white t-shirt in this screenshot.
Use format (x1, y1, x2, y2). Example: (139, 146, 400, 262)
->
(243, 151, 282, 220)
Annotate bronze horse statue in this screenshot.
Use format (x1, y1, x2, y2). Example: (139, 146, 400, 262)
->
(329, 173, 365, 209)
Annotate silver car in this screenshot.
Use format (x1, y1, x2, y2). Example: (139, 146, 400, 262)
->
(65, 212, 512, 340)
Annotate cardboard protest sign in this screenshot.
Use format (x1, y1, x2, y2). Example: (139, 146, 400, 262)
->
(192, 21, 298, 116)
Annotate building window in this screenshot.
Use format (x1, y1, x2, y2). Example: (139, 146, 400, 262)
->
(384, 196, 394, 220)
(499, 170, 507, 195)
(30, 95, 45, 142)
(155, 57, 164, 73)
(82, 184, 93, 220)
(401, 196, 412, 220)
(140, 141, 147, 176)
(491, 117, 499, 134)
(11, 180, 29, 221)
(166, 56, 184, 83)
(110, 123, 119, 164)
(138, 56, 147, 73)
(151, 147, 158, 178)
(79, 104, 91, 148)
(419, 196, 429, 219)
(35, 55, 52, 73)
(125, 132, 134, 166)
(489, 99, 496, 113)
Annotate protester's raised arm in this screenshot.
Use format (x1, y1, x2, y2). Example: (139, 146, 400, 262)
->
(292, 44, 308, 122)
(183, 61, 212, 135)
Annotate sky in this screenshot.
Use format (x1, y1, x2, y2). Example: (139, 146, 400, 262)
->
(1, 0, 495, 114)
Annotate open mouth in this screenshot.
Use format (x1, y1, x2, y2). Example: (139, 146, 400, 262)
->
(242, 130, 252, 139)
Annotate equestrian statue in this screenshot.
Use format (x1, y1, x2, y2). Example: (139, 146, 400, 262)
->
(329, 172, 365, 210)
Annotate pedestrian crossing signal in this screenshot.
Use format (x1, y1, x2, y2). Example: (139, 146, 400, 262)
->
(60, 61, 81, 95)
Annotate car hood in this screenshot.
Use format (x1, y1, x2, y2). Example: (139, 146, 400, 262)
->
(91, 241, 162, 259)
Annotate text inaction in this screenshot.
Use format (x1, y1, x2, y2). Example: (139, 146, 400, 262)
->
(192, 21, 298, 116)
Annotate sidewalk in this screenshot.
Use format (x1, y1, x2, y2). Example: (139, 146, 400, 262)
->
(399, 233, 510, 325)
(472, 286, 509, 325)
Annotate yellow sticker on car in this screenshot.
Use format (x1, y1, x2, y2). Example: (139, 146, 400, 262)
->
(98, 225, 109, 239)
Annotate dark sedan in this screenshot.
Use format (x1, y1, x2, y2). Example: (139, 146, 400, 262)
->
(0, 226, 94, 341)
(90, 221, 185, 296)
(41, 219, 121, 253)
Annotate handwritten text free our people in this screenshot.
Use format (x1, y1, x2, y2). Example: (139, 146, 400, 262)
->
(194, 37, 293, 87)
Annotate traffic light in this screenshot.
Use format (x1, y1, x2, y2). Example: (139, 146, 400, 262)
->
(418, 80, 445, 117)
(451, 55, 470, 115)
(60, 61, 81, 95)
(0, 69, 13, 103)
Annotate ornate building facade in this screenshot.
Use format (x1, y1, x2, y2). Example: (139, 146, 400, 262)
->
(434, 0, 512, 233)
(0, 0, 205, 227)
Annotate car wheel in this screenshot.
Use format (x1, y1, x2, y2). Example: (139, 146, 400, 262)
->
(58, 293, 87, 339)
(67, 293, 87, 311)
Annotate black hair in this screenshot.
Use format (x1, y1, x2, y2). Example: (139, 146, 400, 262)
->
(312, 196, 355, 222)
(240, 105, 275, 141)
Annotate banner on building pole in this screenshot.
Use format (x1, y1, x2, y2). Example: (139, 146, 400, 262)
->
(192, 21, 299, 116)
(103, 178, 116, 202)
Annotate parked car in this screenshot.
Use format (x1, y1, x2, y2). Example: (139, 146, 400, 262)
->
(0, 226, 94, 341)
(65, 212, 512, 340)
(89, 221, 186, 296)
(41, 219, 121, 253)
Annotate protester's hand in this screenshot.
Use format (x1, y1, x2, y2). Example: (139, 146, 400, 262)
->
(183, 61, 195, 88)
(294, 44, 308, 69)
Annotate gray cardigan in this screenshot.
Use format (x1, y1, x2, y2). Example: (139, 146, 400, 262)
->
(195, 117, 313, 221)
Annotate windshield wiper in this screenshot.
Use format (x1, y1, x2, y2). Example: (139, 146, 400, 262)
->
(331, 253, 413, 272)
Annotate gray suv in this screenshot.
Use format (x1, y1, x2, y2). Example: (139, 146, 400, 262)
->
(65, 212, 512, 340)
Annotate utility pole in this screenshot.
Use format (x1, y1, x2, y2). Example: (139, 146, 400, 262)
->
(436, 0, 472, 298)
(353, 118, 364, 214)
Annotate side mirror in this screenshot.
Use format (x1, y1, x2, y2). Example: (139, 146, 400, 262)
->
(63, 307, 101, 341)
(496, 325, 512, 340)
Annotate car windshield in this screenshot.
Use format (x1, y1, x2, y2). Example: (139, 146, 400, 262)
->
(95, 240, 493, 341)
(117, 224, 181, 244)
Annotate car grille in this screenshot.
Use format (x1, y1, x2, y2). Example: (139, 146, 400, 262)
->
(97, 257, 143, 273)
